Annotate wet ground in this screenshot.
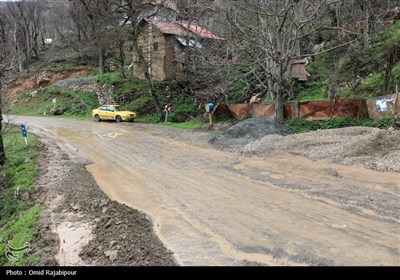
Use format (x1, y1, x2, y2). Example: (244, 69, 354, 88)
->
(10, 116, 400, 266)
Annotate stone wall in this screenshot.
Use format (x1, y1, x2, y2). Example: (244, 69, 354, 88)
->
(56, 77, 115, 105)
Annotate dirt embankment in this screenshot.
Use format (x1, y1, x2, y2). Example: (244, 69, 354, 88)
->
(5, 70, 88, 102)
(31, 138, 176, 266)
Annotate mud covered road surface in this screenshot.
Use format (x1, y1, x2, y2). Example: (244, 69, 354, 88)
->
(10, 116, 400, 266)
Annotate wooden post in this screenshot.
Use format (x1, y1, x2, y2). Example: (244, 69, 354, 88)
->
(209, 112, 214, 126)
(295, 100, 301, 119)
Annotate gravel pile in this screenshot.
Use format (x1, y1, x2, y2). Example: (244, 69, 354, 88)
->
(242, 127, 400, 172)
(209, 118, 292, 150)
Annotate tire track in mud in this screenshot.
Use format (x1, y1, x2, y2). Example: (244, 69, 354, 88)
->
(31, 136, 176, 266)
(11, 116, 400, 266)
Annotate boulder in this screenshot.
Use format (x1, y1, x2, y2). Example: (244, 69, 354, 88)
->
(37, 75, 52, 86)
(50, 107, 66, 115)
(393, 115, 400, 129)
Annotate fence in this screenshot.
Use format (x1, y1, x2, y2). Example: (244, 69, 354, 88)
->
(214, 93, 399, 120)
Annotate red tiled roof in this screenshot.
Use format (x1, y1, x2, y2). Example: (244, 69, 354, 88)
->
(148, 19, 224, 41)
(179, 23, 225, 41)
(150, 20, 188, 37)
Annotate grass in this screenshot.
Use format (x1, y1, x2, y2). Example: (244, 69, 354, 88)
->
(46, 64, 92, 73)
(10, 86, 99, 119)
(159, 121, 208, 130)
(0, 127, 41, 265)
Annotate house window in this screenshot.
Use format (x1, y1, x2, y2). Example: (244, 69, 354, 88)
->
(153, 42, 159, 51)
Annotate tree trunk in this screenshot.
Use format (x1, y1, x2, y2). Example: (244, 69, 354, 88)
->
(275, 86, 284, 124)
(132, 41, 164, 120)
(119, 42, 126, 78)
(0, 108, 5, 166)
(363, 2, 370, 49)
(0, 76, 5, 166)
(98, 48, 105, 74)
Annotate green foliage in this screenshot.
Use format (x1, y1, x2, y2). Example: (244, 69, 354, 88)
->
(167, 96, 198, 123)
(136, 114, 160, 123)
(225, 64, 253, 103)
(11, 86, 99, 118)
(296, 84, 327, 102)
(0, 205, 41, 266)
(262, 99, 275, 105)
(359, 72, 384, 97)
(370, 115, 397, 129)
(285, 115, 396, 133)
(115, 78, 147, 95)
(98, 73, 129, 85)
(371, 21, 400, 54)
(284, 118, 321, 133)
(122, 94, 152, 116)
(0, 128, 41, 265)
(46, 64, 91, 73)
(295, 53, 332, 102)
(160, 121, 207, 130)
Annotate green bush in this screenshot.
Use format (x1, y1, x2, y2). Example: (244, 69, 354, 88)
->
(168, 96, 198, 123)
(371, 115, 396, 129)
(46, 64, 90, 73)
(98, 73, 129, 85)
(284, 118, 321, 133)
(359, 72, 384, 97)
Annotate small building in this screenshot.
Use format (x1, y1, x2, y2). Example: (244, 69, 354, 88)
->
(133, 19, 225, 81)
(291, 58, 310, 81)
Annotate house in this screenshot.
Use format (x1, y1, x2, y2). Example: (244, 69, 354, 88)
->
(133, 18, 225, 81)
(291, 58, 310, 81)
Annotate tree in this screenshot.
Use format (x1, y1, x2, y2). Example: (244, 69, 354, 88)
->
(217, 0, 363, 123)
(0, 11, 9, 166)
(113, 0, 169, 120)
(4, 0, 46, 72)
(68, 0, 121, 74)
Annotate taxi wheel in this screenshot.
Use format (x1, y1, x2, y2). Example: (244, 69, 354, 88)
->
(94, 115, 101, 122)
(116, 115, 122, 123)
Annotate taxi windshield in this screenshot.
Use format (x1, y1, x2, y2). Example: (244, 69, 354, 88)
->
(113, 106, 121, 112)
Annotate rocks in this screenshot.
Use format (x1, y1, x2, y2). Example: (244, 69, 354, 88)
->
(55, 77, 115, 105)
(37, 75, 52, 87)
(31, 90, 38, 98)
(210, 118, 292, 150)
(392, 116, 400, 129)
(50, 107, 66, 115)
(104, 250, 118, 262)
(69, 83, 114, 105)
(56, 77, 98, 87)
(241, 127, 400, 172)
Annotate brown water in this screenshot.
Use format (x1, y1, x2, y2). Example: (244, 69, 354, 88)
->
(10, 116, 400, 266)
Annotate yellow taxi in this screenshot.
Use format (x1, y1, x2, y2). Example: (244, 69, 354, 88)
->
(92, 105, 136, 122)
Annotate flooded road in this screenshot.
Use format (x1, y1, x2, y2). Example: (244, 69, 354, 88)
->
(10, 116, 400, 265)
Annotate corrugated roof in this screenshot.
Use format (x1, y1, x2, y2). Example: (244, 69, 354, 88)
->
(148, 19, 224, 41)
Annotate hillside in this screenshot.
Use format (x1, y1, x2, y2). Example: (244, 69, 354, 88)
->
(6, 16, 400, 131)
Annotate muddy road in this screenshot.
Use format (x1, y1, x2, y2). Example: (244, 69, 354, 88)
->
(9, 116, 400, 266)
